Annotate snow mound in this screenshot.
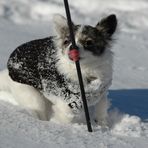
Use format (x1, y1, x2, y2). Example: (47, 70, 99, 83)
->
(0, 98, 148, 148)
(112, 115, 143, 137)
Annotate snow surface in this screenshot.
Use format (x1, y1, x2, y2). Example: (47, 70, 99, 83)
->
(0, 0, 148, 147)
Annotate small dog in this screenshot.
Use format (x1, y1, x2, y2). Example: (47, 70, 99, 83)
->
(0, 14, 117, 125)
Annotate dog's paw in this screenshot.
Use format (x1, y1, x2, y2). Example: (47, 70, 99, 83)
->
(94, 118, 109, 128)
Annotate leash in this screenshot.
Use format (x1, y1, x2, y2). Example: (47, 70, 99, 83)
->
(63, 0, 93, 132)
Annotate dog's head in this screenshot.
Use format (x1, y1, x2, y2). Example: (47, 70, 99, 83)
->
(53, 14, 117, 65)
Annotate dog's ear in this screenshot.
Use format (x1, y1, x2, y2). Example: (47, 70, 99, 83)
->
(53, 14, 74, 36)
(96, 14, 117, 36)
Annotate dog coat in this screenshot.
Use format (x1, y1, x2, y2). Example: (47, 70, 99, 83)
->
(7, 37, 111, 114)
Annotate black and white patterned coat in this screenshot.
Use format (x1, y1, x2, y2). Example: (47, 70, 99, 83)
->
(7, 36, 111, 114)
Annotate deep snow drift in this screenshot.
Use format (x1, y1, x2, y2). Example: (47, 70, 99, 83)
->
(0, 0, 148, 148)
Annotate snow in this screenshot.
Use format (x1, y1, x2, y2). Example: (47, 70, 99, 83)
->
(0, 0, 148, 147)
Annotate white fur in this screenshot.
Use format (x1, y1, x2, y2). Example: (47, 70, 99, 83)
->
(51, 99, 74, 123)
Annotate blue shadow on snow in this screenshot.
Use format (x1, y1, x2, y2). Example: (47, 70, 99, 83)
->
(109, 89, 148, 120)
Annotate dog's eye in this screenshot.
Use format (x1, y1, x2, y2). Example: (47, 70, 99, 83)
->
(63, 39, 70, 45)
(85, 40, 93, 46)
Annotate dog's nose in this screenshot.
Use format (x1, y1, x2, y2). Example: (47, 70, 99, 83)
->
(69, 45, 79, 51)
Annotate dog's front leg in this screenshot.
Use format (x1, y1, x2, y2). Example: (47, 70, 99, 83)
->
(94, 93, 110, 127)
(51, 99, 74, 123)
